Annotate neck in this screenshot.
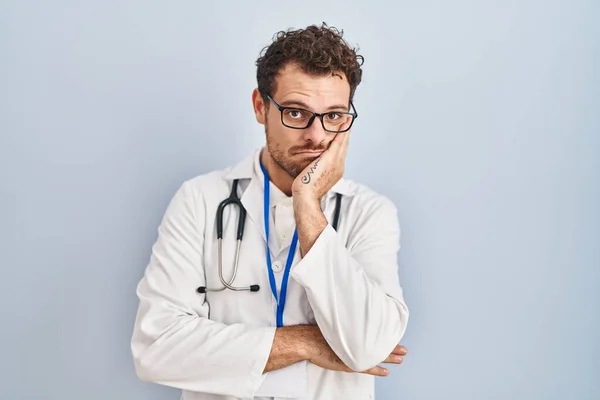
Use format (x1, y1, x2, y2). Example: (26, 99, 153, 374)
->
(260, 148, 294, 197)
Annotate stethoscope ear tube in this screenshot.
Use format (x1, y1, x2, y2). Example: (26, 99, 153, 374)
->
(215, 180, 244, 240)
(236, 205, 246, 241)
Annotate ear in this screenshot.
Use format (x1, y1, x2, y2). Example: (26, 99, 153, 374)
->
(252, 88, 266, 125)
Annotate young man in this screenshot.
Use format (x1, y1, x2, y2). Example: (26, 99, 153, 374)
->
(131, 23, 409, 400)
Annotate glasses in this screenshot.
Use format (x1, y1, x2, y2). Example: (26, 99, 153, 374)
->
(266, 94, 358, 133)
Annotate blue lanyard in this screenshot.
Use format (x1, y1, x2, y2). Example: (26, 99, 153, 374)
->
(260, 161, 298, 327)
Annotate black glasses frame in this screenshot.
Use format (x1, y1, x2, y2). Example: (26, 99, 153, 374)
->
(266, 94, 358, 133)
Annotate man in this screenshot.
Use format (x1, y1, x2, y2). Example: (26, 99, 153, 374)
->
(131, 23, 409, 400)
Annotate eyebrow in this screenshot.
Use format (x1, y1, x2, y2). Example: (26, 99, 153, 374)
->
(279, 100, 349, 112)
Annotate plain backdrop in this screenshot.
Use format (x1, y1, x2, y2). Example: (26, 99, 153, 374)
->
(1, 0, 598, 399)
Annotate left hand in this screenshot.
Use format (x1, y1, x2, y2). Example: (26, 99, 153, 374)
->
(291, 131, 350, 200)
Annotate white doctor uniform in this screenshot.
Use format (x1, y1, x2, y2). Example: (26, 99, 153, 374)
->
(130, 148, 409, 400)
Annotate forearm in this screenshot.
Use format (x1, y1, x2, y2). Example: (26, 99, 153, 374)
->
(293, 194, 327, 257)
(265, 324, 352, 374)
(263, 325, 314, 372)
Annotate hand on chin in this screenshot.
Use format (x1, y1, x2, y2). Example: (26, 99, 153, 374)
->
(291, 133, 350, 201)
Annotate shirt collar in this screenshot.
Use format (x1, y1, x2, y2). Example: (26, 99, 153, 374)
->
(223, 147, 356, 198)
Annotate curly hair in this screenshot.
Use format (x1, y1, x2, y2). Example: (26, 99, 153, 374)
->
(255, 23, 364, 104)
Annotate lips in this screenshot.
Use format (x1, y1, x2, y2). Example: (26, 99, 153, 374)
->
(296, 150, 324, 156)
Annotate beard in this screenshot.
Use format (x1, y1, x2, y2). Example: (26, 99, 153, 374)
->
(265, 124, 327, 179)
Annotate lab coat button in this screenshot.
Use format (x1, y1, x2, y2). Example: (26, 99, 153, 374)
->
(272, 261, 283, 272)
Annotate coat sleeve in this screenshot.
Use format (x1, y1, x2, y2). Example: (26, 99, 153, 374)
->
(290, 195, 409, 372)
(130, 180, 276, 398)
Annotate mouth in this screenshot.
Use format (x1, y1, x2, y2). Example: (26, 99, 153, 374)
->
(295, 150, 324, 157)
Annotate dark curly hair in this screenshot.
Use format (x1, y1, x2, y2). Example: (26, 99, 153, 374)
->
(255, 23, 364, 104)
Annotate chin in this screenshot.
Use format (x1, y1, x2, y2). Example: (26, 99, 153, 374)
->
(283, 160, 310, 179)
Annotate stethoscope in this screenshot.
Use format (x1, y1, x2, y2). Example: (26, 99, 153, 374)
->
(197, 164, 342, 297)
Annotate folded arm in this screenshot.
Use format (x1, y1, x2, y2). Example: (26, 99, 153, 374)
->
(291, 193, 409, 372)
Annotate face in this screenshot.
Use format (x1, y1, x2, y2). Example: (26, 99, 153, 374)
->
(252, 63, 352, 178)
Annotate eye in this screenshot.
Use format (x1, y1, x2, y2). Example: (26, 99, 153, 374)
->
(285, 109, 304, 119)
(326, 112, 342, 121)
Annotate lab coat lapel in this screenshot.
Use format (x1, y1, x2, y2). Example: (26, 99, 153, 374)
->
(240, 176, 265, 242)
(222, 149, 268, 246)
(239, 175, 281, 256)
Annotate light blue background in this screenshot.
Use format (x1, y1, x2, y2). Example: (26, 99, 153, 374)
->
(1, 1, 598, 399)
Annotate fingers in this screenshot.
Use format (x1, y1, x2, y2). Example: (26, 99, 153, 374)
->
(338, 129, 351, 158)
(383, 353, 404, 365)
(329, 127, 350, 153)
(357, 344, 409, 377)
(392, 344, 408, 356)
(327, 130, 349, 174)
(363, 365, 390, 377)
(381, 344, 407, 364)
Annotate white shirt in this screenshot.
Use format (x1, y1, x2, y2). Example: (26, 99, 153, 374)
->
(130, 148, 409, 400)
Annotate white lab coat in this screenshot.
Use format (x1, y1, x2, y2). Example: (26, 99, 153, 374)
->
(130, 148, 409, 400)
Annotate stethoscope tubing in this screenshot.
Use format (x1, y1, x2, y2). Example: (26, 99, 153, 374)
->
(197, 180, 341, 294)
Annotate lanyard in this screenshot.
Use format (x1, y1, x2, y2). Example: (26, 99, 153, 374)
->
(260, 162, 298, 327)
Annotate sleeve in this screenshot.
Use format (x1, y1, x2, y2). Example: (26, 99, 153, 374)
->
(130, 180, 276, 398)
(289, 196, 409, 372)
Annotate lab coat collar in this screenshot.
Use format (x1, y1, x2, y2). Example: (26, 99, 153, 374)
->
(223, 148, 354, 255)
(223, 147, 356, 198)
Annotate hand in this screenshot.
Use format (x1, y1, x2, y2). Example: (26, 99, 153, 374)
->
(291, 130, 350, 201)
(303, 326, 407, 377)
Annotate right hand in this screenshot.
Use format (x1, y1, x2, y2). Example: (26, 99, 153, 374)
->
(304, 327, 407, 377)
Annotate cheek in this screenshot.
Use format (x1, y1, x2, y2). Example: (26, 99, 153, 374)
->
(268, 125, 299, 151)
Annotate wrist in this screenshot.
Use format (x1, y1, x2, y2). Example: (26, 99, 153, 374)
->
(293, 325, 318, 362)
(293, 192, 320, 211)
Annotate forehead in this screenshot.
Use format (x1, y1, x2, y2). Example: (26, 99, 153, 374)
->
(272, 63, 351, 108)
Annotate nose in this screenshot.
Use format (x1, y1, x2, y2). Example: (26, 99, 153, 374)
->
(301, 116, 328, 144)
